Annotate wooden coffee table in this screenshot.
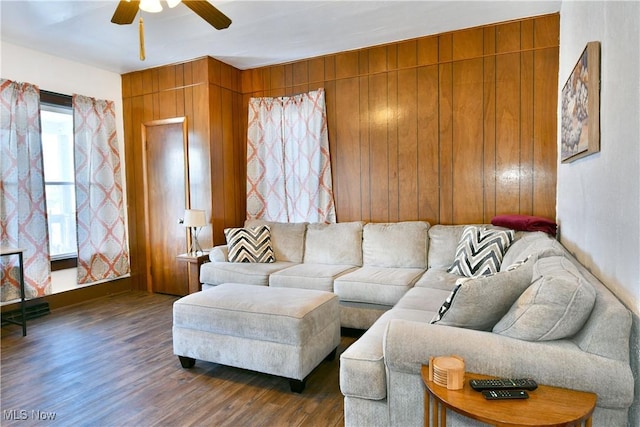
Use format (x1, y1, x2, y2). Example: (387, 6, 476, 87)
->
(421, 365, 597, 427)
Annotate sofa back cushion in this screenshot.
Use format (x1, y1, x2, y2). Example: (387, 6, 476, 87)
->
(427, 225, 470, 269)
(304, 221, 363, 265)
(493, 256, 597, 341)
(501, 231, 565, 269)
(363, 221, 429, 268)
(244, 219, 307, 263)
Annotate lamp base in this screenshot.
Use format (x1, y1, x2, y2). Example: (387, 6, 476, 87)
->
(188, 228, 204, 256)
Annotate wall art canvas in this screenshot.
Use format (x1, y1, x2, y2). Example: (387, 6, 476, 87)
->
(561, 41, 601, 163)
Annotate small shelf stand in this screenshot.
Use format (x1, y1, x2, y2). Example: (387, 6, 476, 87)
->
(1, 247, 27, 336)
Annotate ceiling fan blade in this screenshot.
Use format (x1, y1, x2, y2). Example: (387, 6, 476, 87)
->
(183, 0, 232, 30)
(111, 0, 140, 25)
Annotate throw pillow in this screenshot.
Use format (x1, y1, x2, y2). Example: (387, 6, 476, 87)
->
(448, 226, 515, 277)
(224, 225, 275, 263)
(431, 257, 534, 331)
(493, 256, 596, 341)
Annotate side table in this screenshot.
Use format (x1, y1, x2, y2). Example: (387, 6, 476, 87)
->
(1, 247, 27, 336)
(176, 251, 210, 294)
(421, 365, 597, 427)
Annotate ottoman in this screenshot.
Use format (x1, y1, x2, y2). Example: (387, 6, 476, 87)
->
(172, 283, 341, 392)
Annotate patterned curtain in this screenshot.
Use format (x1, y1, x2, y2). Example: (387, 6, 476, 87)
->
(73, 95, 130, 284)
(247, 88, 336, 223)
(0, 79, 51, 301)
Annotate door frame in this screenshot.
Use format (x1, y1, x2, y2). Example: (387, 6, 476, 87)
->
(141, 117, 190, 293)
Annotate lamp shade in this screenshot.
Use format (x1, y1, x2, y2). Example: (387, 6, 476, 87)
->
(183, 209, 207, 227)
(167, 0, 182, 8)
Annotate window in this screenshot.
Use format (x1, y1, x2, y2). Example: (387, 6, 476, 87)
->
(40, 91, 77, 265)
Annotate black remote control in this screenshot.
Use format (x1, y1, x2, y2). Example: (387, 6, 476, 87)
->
(470, 378, 538, 391)
(482, 390, 529, 400)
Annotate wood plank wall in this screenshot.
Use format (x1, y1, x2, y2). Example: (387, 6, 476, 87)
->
(121, 57, 244, 291)
(240, 14, 559, 225)
(121, 14, 558, 292)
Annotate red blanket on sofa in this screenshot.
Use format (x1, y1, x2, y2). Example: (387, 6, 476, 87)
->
(491, 214, 557, 237)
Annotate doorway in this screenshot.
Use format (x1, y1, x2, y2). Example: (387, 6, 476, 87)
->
(141, 118, 190, 295)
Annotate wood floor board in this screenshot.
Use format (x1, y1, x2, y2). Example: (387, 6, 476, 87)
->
(1, 291, 357, 427)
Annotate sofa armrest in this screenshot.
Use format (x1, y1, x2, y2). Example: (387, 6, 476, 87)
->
(209, 245, 229, 262)
(383, 319, 633, 409)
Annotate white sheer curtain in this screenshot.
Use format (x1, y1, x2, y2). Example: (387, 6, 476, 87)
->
(246, 88, 336, 223)
(73, 95, 130, 284)
(0, 79, 51, 301)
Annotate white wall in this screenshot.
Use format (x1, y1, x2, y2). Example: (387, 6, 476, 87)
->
(558, 4, 640, 424)
(1, 42, 124, 146)
(557, 1, 640, 316)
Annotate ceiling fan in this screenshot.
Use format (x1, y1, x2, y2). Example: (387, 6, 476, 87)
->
(111, 0, 231, 30)
(111, 0, 231, 60)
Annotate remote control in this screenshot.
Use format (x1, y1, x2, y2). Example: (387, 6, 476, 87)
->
(470, 378, 538, 391)
(482, 390, 529, 400)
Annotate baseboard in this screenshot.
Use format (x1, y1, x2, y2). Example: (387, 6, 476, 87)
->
(0, 276, 132, 313)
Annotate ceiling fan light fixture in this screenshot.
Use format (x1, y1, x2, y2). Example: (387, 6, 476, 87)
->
(140, 0, 163, 13)
(166, 0, 182, 8)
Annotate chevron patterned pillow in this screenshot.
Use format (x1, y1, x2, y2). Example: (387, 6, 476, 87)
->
(225, 225, 275, 263)
(448, 226, 515, 277)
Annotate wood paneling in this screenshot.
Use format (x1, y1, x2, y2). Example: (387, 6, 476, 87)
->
(122, 14, 558, 292)
(122, 58, 243, 292)
(240, 14, 559, 225)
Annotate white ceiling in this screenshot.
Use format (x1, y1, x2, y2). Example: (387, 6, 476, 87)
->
(1, 0, 561, 74)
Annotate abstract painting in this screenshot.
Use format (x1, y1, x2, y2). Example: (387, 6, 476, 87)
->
(561, 41, 601, 163)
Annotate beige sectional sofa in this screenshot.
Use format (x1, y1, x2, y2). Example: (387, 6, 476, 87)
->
(199, 220, 634, 426)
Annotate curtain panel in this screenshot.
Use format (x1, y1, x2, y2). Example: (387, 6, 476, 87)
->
(73, 95, 130, 284)
(0, 79, 52, 301)
(246, 88, 336, 223)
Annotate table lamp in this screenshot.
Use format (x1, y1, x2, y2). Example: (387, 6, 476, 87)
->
(182, 209, 207, 255)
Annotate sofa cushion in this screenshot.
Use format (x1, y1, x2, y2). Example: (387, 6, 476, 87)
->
(395, 286, 453, 313)
(413, 269, 460, 291)
(501, 231, 565, 270)
(427, 225, 470, 269)
(224, 226, 275, 263)
(269, 263, 358, 292)
(363, 221, 429, 268)
(431, 257, 534, 330)
(340, 307, 432, 401)
(493, 256, 596, 341)
(304, 221, 363, 265)
(334, 266, 425, 306)
(245, 219, 307, 263)
(448, 226, 515, 277)
(209, 245, 228, 262)
(200, 261, 294, 286)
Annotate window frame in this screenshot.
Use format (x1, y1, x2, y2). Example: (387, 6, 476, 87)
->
(40, 90, 77, 271)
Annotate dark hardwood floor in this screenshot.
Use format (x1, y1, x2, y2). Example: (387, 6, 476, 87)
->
(1, 291, 359, 427)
